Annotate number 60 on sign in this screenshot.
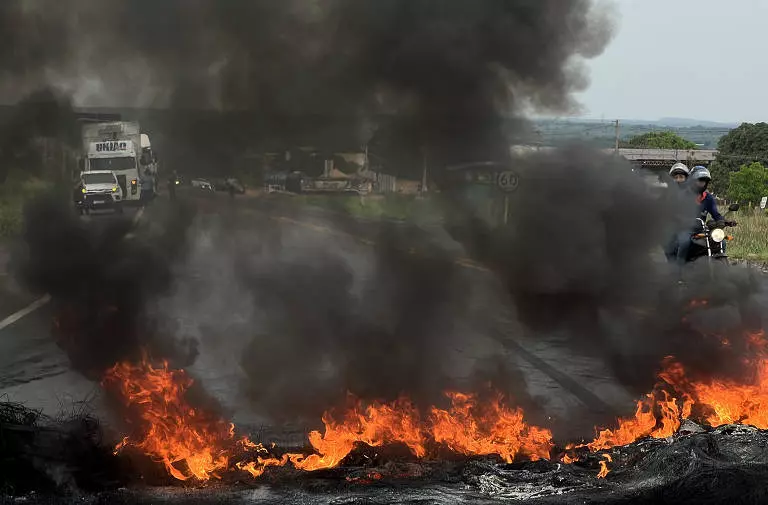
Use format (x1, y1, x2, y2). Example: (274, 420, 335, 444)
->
(496, 170, 519, 193)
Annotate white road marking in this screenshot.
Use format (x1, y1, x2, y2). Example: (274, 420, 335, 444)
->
(0, 295, 51, 331)
(133, 206, 145, 224)
(124, 206, 146, 240)
(0, 208, 144, 330)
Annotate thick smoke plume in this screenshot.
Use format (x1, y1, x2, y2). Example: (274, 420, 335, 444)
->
(12, 0, 767, 439)
(2, 1, 614, 174)
(476, 148, 765, 396)
(14, 197, 199, 377)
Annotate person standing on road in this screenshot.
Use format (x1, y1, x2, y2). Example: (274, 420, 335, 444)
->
(141, 168, 155, 203)
(167, 170, 178, 202)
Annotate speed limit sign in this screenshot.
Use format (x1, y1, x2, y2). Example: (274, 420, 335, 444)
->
(496, 170, 519, 193)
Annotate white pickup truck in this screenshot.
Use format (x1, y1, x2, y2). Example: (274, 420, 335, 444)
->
(74, 170, 124, 214)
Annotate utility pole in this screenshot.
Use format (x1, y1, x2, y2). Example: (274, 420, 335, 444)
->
(614, 119, 620, 154)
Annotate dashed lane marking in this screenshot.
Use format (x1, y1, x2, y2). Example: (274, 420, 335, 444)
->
(0, 207, 144, 328)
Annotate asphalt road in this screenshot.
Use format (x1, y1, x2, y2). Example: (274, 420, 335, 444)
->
(0, 193, 680, 444)
(0, 204, 143, 409)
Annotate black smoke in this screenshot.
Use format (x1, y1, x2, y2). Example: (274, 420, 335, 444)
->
(0, 1, 614, 177)
(476, 147, 765, 396)
(13, 0, 767, 439)
(13, 196, 199, 377)
(0, 88, 79, 184)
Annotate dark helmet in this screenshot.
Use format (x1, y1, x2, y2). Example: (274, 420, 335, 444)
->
(691, 166, 712, 182)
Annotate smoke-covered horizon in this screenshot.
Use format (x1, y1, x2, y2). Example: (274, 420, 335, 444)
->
(1, 1, 616, 160)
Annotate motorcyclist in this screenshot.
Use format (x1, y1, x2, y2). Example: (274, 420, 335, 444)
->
(669, 162, 690, 185)
(690, 166, 724, 224)
(664, 163, 691, 261)
(673, 166, 725, 264)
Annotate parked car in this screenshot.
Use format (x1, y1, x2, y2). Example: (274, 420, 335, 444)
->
(191, 178, 215, 192)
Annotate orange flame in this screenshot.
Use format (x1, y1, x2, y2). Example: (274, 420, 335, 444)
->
(288, 392, 552, 471)
(596, 453, 612, 479)
(110, 338, 768, 484)
(691, 359, 768, 429)
(429, 392, 553, 462)
(582, 359, 693, 456)
(585, 390, 691, 452)
(289, 396, 425, 471)
(103, 356, 285, 481)
(105, 357, 553, 481)
(657, 331, 768, 430)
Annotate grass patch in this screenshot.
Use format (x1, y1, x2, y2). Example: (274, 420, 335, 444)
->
(0, 177, 54, 238)
(297, 194, 442, 223)
(726, 209, 768, 262)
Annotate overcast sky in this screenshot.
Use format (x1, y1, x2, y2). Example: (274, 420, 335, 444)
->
(576, 0, 767, 123)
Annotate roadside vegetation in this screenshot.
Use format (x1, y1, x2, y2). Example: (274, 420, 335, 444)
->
(727, 208, 768, 262)
(0, 177, 54, 239)
(621, 131, 697, 150)
(0, 89, 78, 240)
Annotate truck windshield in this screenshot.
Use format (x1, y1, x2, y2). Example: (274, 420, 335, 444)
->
(83, 173, 116, 185)
(90, 157, 135, 171)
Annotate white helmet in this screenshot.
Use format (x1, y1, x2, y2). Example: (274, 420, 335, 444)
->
(669, 162, 690, 178)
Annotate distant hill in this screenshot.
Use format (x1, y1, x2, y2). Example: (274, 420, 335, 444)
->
(654, 117, 738, 128)
(534, 116, 739, 129)
(530, 117, 734, 149)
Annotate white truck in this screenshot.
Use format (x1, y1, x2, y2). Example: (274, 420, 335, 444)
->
(81, 122, 159, 202)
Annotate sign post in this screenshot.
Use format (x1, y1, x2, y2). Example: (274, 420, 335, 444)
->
(496, 170, 519, 225)
(761, 196, 767, 210)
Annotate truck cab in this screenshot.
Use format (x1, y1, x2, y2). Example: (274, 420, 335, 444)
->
(75, 170, 124, 214)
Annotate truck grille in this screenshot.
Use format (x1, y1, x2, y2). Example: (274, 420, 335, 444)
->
(84, 193, 114, 203)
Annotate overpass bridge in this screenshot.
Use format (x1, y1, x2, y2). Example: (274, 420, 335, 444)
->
(605, 148, 718, 169)
(509, 145, 718, 169)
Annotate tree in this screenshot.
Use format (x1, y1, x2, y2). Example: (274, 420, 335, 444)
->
(621, 131, 697, 150)
(711, 122, 768, 195)
(727, 162, 768, 204)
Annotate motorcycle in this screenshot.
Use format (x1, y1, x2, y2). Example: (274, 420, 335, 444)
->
(685, 203, 739, 263)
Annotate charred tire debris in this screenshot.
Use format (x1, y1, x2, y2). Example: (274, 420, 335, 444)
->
(2, 398, 768, 505)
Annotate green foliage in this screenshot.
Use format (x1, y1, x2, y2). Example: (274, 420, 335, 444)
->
(728, 162, 768, 205)
(0, 88, 79, 185)
(712, 123, 768, 195)
(0, 177, 54, 238)
(0, 204, 22, 238)
(726, 208, 768, 262)
(297, 194, 440, 223)
(621, 131, 697, 150)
